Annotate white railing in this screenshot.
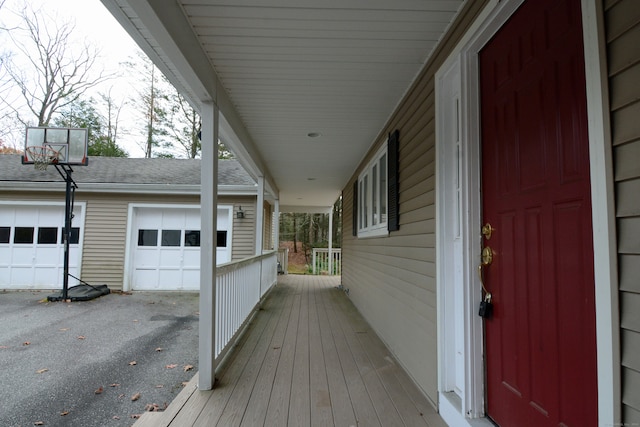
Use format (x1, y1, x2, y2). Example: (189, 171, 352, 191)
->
(277, 248, 289, 275)
(312, 248, 342, 275)
(215, 250, 278, 359)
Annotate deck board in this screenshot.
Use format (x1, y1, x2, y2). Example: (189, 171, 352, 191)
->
(141, 275, 445, 427)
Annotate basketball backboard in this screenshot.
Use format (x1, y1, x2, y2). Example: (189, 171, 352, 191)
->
(23, 127, 89, 166)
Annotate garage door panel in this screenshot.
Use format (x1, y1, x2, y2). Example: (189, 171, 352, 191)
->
(159, 249, 182, 267)
(183, 250, 200, 268)
(131, 206, 232, 291)
(0, 204, 84, 289)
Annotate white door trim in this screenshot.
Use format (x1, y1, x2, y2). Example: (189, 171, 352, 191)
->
(436, 0, 619, 425)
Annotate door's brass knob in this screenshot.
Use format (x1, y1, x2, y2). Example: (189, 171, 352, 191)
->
(481, 246, 493, 266)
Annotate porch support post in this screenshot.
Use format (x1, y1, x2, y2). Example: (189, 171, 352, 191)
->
(199, 101, 218, 390)
(255, 175, 264, 255)
(274, 199, 280, 251)
(328, 206, 333, 275)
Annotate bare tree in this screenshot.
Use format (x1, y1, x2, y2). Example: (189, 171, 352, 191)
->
(168, 90, 201, 158)
(0, 3, 112, 126)
(100, 87, 126, 146)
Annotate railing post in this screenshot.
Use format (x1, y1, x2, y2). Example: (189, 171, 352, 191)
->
(312, 249, 317, 275)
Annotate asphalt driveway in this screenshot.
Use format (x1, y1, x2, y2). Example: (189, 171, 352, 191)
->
(0, 289, 199, 427)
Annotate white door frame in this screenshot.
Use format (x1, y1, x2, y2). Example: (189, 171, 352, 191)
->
(435, 0, 619, 425)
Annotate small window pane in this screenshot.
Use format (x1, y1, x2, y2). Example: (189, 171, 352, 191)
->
(363, 175, 368, 228)
(0, 227, 9, 244)
(185, 230, 200, 247)
(138, 229, 158, 246)
(38, 227, 58, 244)
(380, 153, 387, 223)
(217, 230, 227, 248)
(14, 227, 34, 244)
(161, 230, 181, 247)
(69, 227, 80, 244)
(61, 227, 80, 244)
(372, 164, 378, 225)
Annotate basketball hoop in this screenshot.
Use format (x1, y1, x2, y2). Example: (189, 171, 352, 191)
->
(25, 145, 60, 171)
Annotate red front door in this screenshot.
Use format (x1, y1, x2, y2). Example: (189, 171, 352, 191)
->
(480, 0, 597, 425)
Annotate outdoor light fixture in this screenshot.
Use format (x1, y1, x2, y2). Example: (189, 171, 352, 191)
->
(236, 206, 245, 219)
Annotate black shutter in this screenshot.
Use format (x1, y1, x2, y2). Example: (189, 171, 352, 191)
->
(352, 180, 358, 236)
(388, 129, 400, 232)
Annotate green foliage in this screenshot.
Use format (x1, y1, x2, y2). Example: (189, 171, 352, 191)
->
(53, 98, 128, 157)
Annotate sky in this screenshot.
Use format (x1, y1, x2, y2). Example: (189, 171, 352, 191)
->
(1, 0, 149, 157)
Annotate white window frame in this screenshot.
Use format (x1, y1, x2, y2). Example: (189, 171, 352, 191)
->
(357, 142, 388, 238)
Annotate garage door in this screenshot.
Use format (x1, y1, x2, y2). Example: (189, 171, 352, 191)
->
(131, 206, 232, 291)
(0, 203, 84, 289)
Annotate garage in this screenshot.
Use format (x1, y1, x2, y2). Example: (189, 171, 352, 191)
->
(129, 205, 233, 291)
(0, 202, 85, 289)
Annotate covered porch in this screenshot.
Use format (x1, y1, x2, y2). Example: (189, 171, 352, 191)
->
(135, 274, 445, 427)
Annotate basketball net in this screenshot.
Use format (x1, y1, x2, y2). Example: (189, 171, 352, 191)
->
(26, 146, 60, 171)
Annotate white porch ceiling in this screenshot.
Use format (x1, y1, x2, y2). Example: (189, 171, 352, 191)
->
(100, 0, 465, 211)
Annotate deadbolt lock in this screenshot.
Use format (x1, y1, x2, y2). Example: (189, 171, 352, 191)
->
(481, 223, 495, 240)
(481, 246, 493, 266)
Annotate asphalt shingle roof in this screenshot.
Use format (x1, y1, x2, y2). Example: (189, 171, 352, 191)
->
(0, 154, 255, 187)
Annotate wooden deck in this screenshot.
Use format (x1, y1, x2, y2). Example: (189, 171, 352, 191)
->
(135, 275, 446, 427)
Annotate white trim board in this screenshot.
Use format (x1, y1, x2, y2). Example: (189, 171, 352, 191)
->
(435, 0, 619, 425)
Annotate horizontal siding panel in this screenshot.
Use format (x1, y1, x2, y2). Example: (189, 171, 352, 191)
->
(611, 100, 640, 145)
(618, 217, 640, 253)
(623, 367, 640, 414)
(605, 0, 640, 42)
(609, 62, 640, 110)
(621, 292, 640, 332)
(607, 18, 640, 75)
(616, 179, 640, 217)
(615, 141, 640, 180)
(624, 403, 640, 424)
(622, 329, 640, 372)
(620, 255, 640, 292)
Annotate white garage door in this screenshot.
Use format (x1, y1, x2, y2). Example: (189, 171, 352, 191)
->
(131, 205, 232, 291)
(0, 203, 84, 289)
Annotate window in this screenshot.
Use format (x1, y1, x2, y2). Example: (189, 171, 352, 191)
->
(14, 227, 34, 244)
(138, 229, 158, 246)
(37, 227, 58, 244)
(0, 227, 9, 244)
(357, 143, 389, 237)
(185, 230, 200, 247)
(217, 231, 227, 248)
(161, 230, 181, 247)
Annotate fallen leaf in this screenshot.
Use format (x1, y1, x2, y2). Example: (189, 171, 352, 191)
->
(36, 368, 48, 374)
(129, 361, 137, 366)
(60, 411, 69, 416)
(112, 416, 120, 420)
(165, 364, 178, 369)
(95, 386, 103, 394)
(144, 403, 160, 412)
(131, 392, 141, 401)
(34, 422, 44, 426)
(118, 394, 125, 399)
(130, 414, 141, 419)
(77, 336, 85, 340)
(0, 346, 9, 349)
(181, 382, 188, 387)
(273, 346, 281, 350)
(23, 341, 31, 346)
(155, 347, 163, 352)
(109, 383, 120, 387)
(183, 364, 193, 372)
(59, 328, 69, 332)
(155, 384, 164, 388)
(133, 319, 139, 323)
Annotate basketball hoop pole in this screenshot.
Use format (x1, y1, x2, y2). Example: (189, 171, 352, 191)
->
(54, 164, 77, 301)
